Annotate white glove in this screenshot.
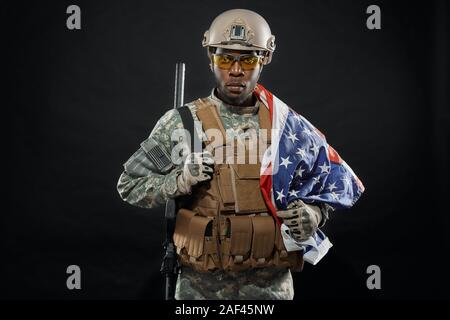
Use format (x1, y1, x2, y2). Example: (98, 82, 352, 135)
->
(277, 199, 322, 241)
(177, 151, 215, 195)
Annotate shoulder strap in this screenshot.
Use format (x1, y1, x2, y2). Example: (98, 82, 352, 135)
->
(194, 98, 228, 146)
(177, 106, 202, 153)
(258, 104, 272, 144)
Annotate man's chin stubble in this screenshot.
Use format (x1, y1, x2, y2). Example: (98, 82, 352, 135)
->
(217, 87, 242, 105)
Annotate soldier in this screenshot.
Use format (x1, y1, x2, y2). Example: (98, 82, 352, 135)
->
(117, 9, 363, 300)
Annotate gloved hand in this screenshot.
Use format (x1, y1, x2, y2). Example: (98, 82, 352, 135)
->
(277, 199, 322, 241)
(177, 150, 215, 194)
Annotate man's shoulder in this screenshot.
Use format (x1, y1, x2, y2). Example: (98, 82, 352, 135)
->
(185, 96, 214, 113)
(176, 96, 215, 121)
(152, 96, 212, 131)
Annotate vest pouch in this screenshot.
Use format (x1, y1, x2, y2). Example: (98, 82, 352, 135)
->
(186, 215, 218, 272)
(286, 251, 304, 272)
(250, 215, 276, 268)
(230, 164, 267, 213)
(173, 209, 197, 261)
(217, 165, 235, 209)
(273, 224, 304, 272)
(222, 215, 253, 272)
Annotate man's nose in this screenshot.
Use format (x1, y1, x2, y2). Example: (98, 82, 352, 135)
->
(229, 60, 244, 76)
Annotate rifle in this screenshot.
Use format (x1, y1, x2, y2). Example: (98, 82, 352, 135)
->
(160, 62, 185, 300)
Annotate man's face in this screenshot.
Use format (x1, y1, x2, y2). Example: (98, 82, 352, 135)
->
(210, 47, 263, 106)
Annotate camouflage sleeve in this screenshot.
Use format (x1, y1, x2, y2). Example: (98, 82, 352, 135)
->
(117, 108, 185, 209)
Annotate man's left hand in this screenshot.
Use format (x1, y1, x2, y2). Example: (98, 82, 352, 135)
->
(277, 199, 322, 241)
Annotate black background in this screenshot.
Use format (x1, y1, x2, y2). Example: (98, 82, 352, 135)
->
(4, 0, 449, 300)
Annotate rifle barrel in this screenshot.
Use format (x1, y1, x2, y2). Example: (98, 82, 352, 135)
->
(161, 62, 185, 300)
(174, 63, 185, 109)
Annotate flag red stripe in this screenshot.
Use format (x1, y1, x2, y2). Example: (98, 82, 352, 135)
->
(328, 145, 343, 164)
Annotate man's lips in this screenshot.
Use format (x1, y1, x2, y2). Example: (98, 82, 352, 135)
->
(226, 83, 246, 92)
(226, 82, 246, 87)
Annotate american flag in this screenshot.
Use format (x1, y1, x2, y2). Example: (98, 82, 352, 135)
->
(254, 84, 365, 223)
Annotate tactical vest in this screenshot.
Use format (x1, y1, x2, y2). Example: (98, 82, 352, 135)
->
(173, 98, 304, 273)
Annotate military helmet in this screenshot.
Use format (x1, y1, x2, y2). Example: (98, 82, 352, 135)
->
(202, 9, 276, 65)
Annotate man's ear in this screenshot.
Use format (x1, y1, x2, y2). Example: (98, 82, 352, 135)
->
(257, 64, 264, 78)
(209, 62, 214, 72)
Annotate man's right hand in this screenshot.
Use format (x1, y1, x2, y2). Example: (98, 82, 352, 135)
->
(177, 151, 215, 194)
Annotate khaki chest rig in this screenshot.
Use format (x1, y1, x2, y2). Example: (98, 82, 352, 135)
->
(173, 98, 303, 273)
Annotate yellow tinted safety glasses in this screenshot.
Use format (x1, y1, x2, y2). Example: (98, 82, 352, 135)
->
(212, 53, 262, 70)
